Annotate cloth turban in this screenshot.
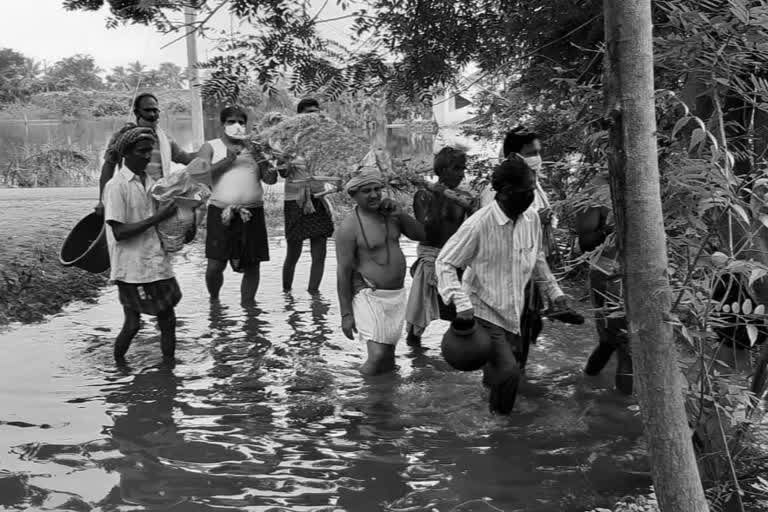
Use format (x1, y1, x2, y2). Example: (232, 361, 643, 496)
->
(112, 126, 157, 158)
(344, 169, 385, 195)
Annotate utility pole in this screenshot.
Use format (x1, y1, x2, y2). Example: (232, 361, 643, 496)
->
(185, 2, 205, 147)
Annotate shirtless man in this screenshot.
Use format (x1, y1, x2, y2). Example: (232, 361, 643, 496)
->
(336, 170, 426, 375)
(405, 147, 470, 347)
(575, 171, 633, 394)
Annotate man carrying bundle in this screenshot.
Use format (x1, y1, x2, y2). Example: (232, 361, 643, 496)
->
(281, 98, 334, 294)
(436, 156, 569, 413)
(102, 127, 182, 363)
(405, 147, 471, 348)
(96, 92, 196, 215)
(336, 170, 425, 375)
(199, 106, 278, 305)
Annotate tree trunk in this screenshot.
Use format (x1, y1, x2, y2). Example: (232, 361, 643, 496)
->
(603, 2, 710, 511)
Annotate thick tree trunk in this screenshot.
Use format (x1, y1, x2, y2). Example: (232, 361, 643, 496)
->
(604, 2, 710, 511)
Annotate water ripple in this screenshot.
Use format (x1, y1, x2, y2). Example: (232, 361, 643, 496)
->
(0, 239, 648, 511)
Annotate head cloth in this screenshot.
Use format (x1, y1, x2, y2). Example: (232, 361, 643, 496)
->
(344, 169, 385, 195)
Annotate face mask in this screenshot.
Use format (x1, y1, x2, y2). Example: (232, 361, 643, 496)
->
(523, 155, 543, 172)
(225, 123, 247, 140)
(498, 189, 535, 217)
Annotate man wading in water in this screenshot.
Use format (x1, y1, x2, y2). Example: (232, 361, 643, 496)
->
(336, 170, 425, 375)
(575, 170, 633, 394)
(103, 127, 184, 363)
(199, 106, 278, 305)
(96, 92, 196, 215)
(405, 147, 471, 348)
(437, 157, 569, 413)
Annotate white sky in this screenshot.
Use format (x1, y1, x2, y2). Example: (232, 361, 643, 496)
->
(2, 0, 353, 72)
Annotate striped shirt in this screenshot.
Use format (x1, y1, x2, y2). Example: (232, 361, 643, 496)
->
(436, 201, 564, 334)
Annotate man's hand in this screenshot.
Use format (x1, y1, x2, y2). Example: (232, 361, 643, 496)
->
(225, 146, 241, 162)
(94, 202, 105, 217)
(378, 198, 403, 216)
(456, 307, 474, 321)
(156, 202, 178, 221)
(539, 208, 553, 225)
(341, 314, 357, 340)
(552, 295, 571, 311)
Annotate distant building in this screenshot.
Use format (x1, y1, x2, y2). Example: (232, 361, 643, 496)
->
(430, 71, 499, 160)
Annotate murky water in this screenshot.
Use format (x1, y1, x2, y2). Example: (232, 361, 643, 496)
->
(0, 223, 651, 511)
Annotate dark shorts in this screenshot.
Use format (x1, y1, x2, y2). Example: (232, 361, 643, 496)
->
(589, 269, 629, 347)
(117, 278, 182, 316)
(206, 205, 270, 272)
(284, 198, 334, 242)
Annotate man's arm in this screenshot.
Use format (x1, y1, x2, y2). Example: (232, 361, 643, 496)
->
(171, 140, 196, 165)
(98, 158, 117, 201)
(198, 143, 236, 185)
(108, 205, 176, 242)
(436, 221, 478, 314)
(103, 182, 177, 242)
(413, 189, 431, 224)
(335, 219, 358, 339)
(532, 215, 565, 303)
(397, 211, 426, 242)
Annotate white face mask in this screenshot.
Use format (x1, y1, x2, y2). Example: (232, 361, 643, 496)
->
(224, 123, 247, 140)
(523, 155, 543, 172)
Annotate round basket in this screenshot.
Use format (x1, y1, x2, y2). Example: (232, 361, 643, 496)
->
(59, 212, 110, 274)
(156, 208, 195, 253)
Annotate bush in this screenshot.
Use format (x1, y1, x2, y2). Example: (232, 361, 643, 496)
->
(1, 88, 193, 120)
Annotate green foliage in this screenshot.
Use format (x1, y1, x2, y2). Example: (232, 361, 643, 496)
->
(42, 54, 102, 91)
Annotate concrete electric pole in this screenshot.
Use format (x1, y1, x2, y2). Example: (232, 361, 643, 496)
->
(185, 3, 205, 147)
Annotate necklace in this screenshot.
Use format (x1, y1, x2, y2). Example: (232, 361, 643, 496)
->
(355, 206, 390, 266)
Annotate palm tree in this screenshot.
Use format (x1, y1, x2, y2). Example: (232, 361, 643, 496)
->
(107, 66, 131, 90)
(157, 62, 184, 89)
(127, 61, 146, 89)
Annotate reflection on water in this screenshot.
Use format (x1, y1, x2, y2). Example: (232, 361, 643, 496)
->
(0, 240, 650, 511)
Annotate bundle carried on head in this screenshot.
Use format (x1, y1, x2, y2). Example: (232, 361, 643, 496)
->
(253, 112, 370, 180)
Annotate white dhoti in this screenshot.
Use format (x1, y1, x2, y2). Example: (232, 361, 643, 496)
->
(352, 287, 407, 345)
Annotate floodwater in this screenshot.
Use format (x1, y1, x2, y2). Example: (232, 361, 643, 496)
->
(0, 190, 651, 511)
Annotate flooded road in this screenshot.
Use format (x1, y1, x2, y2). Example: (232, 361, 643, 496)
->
(0, 237, 650, 511)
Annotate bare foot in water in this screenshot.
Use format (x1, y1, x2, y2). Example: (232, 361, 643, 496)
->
(360, 358, 396, 376)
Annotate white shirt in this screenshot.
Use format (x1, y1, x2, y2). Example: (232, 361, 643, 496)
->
(103, 167, 174, 284)
(436, 201, 563, 334)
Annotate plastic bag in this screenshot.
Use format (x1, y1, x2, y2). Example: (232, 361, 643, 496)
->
(185, 157, 212, 187)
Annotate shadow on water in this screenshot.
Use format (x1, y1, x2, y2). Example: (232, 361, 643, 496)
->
(0, 240, 651, 511)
